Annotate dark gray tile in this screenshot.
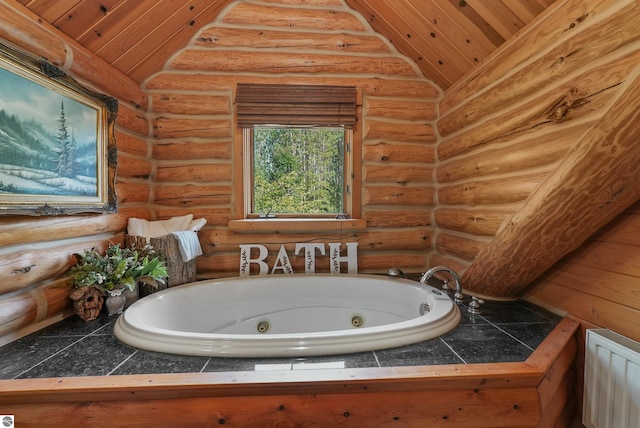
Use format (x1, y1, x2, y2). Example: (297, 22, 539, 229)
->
(31, 313, 115, 338)
(441, 324, 532, 363)
(0, 336, 80, 379)
(497, 322, 558, 349)
(517, 301, 563, 322)
(17, 334, 135, 378)
(111, 349, 210, 375)
(0, 299, 562, 379)
(375, 338, 464, 367)
(457, 304, 490, 325)
(469, 300, 553, 324)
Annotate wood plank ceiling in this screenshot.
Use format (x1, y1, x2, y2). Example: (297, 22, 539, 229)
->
(16, 0, 555, 89)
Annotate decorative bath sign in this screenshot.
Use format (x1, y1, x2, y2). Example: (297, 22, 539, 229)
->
(239, 242, 358, 276)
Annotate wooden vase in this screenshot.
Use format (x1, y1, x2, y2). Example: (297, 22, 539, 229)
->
(125, 234, 196, 288)
(68, 285, 104, 321)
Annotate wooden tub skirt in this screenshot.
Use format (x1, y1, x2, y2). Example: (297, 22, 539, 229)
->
(0, 318, 579, 427)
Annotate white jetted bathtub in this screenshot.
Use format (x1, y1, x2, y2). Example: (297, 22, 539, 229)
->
(113, 274, 461, 357)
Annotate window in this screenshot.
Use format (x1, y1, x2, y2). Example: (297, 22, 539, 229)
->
(244, 126, 351, 217)
(235, 84, 358, 219)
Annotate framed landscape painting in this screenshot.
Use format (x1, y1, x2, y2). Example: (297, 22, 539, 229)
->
(0, 43, 118, 215)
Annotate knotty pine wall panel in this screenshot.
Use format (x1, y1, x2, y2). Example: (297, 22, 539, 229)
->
(524, 200, 640, 422)
(525, 200, 640, 342)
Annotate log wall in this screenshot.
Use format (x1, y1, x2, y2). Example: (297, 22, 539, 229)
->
(0, 0, 439, 340)
(146, 0, 439, 279)
(434, 0, 640, 297)
(0, 4, 154, 342)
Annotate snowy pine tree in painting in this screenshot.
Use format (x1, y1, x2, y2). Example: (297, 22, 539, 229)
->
(54, 101, 76, 178)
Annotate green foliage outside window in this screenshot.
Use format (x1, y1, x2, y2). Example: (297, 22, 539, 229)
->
(253, 127, 344, 214)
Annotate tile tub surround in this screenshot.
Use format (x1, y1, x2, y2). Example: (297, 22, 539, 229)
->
(0, 300, 562, 380)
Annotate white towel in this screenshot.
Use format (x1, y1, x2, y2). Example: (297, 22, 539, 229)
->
(171, 231, 203, 262)
(188, 218, 207, 232)
(128, 215, 194, 239)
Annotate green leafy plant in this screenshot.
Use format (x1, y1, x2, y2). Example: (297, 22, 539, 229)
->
(69, 243, 168, 293)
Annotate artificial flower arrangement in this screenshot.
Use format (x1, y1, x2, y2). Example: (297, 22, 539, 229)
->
(69, 243, 168, 293)
(68, 243, 168, 320)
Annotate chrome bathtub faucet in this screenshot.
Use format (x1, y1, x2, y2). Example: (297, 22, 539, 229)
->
(419, 266, 465, 303)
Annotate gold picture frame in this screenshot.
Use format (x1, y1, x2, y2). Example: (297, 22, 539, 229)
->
(0, 43, 117, 215)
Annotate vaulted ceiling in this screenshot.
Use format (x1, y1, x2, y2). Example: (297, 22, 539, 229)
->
(17, 0, 554, 89)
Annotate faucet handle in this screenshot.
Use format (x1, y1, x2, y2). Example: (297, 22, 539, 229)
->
(468, 296, 482, 314)
(441, 279, 452, 295)
(387, 267, 405, 278)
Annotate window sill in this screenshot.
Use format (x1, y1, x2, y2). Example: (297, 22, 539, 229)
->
(228, 218, 367, 233)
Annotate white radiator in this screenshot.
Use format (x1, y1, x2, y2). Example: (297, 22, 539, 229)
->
(583, 329, 640, 428)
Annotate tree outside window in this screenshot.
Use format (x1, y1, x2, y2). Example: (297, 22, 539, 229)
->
(252, 127, 345, 215)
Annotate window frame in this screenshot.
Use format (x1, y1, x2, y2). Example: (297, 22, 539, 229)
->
(231, 84, 363, 230)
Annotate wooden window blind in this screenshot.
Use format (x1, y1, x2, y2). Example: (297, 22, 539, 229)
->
(235, 83, 357, 128)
